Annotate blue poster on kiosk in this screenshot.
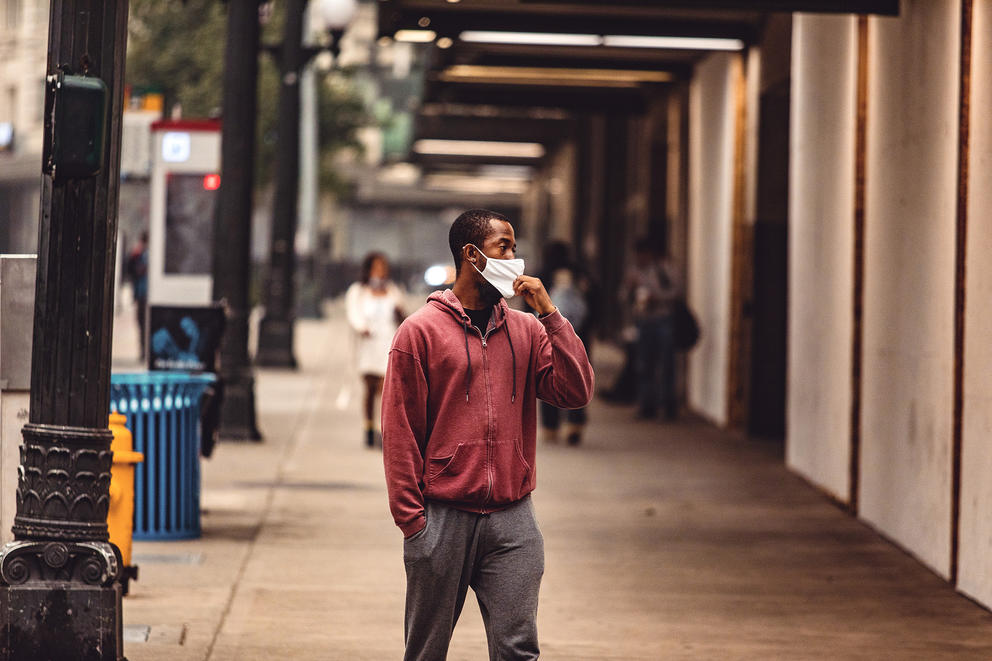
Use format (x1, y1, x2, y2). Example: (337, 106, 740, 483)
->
(147, 304, 225, 373)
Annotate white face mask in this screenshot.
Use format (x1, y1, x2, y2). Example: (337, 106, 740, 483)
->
(469, 245, 525, 298)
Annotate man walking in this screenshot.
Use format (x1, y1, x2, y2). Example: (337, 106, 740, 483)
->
(382, 209, 594, 660)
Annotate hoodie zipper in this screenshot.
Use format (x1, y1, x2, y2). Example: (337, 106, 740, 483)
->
(480, 323, 496, 512)
(459, 305, 500, 512)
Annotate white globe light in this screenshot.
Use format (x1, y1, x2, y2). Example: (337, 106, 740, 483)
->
(424, 265, 449, 287)
(316, 0, 357, 30)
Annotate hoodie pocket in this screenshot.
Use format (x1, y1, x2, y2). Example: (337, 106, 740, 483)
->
(488, 438, 532, 505)
(424, 442, 490, 503)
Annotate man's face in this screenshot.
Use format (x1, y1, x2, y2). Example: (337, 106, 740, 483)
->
(474, 219, 517, 270)
(470, 219, 517, 306)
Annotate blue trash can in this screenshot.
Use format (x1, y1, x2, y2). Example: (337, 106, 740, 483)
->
(110, 372, 216, 540)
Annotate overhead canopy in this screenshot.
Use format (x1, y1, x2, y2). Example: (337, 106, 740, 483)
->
(379, 0, 898, 164)
(379, 0, 898, 42)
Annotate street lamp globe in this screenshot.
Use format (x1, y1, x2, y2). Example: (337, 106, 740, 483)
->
(316, 0, 357, 31)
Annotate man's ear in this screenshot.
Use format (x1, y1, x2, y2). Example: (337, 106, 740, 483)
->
(463, 244, 479, 266)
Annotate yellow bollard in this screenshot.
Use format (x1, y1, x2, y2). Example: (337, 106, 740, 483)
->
(108, 412, 144, 595)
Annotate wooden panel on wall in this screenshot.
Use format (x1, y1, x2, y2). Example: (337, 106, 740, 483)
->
(958, 0, 992, 607)
(786, 15, 858, 501)
(688, 53, 738, 426)
(860, 0, 961, 579)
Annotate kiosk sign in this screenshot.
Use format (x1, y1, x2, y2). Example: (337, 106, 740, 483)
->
(161, 132, 191, 162)
(148, 120, 221, 306)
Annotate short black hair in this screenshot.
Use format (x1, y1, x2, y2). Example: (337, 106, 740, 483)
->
(448, 209, 510, 273)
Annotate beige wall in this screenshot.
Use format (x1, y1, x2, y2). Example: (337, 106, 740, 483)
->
(860, 0, 960, 578)
(713, 0, 992, 606)
(688, 53, 738, 425)
(786, 15, 858, 502)
(959, 0, 992, 606)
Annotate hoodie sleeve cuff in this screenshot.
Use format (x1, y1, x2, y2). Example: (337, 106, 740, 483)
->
(399, 513, 426, 538)
(538, 307, 567, 333)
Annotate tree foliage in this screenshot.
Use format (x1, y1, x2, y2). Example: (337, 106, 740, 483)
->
(126, 0, 226, 118)
(126, 0, 372, 192)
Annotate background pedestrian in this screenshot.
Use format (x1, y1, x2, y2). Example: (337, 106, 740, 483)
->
(536, 240, 597, 445)
(126, 231, 149, 360)
(345, 251, 405, 447)
(621, 238, 682, 420)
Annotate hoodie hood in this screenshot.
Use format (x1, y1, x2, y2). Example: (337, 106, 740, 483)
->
(427, 289, 509, 332)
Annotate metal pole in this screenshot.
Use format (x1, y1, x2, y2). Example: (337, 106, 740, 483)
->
(256, 0, 308, 368)
(213, 0, 263, 441)
(296, 34, 322, 320)
(0, 1, 128, 658)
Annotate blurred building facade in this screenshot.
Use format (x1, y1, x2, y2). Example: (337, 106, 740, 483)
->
(0, 0, 46, 254)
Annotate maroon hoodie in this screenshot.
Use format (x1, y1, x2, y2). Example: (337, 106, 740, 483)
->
(382, 289, 594, 537)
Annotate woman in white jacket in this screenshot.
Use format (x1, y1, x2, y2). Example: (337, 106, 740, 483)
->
(345, 252, 405, 446)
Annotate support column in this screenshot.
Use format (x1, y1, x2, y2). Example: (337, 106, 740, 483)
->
(213, 0, 263, 442)
(0, 1, 129, 658)
(256, 0, 308, 368)
(597, 113, 629, 338)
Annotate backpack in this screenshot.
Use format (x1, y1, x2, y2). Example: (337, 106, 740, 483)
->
(673, 300, 700, 351)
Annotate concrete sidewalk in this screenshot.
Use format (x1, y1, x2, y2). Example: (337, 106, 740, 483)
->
(117, 307, 992, 660)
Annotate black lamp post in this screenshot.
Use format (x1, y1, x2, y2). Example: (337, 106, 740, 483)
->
(212, 0, 265, 442)
(255, 0, 356, 368)
(0, 1, 129, 658)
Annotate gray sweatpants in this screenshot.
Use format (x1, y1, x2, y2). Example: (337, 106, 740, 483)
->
(402, 495, 545, 661)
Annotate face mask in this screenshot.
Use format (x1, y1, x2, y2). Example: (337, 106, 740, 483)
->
(368, 277, 386, 290)
(469, 245, 525, 298)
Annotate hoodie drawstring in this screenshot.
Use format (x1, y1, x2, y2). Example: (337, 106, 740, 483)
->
(505, 326, 517, 403)
(463, 322, 472, 402)
(462, 311, 515, 403)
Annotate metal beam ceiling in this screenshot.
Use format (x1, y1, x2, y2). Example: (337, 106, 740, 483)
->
(415, 106, 576, 144)
(411, 152, 544, 168)
(521, 0, 899, 13)
(441, 42, 699, 76)
(422, 81, 652, 114)
(381, 8, 761, 43)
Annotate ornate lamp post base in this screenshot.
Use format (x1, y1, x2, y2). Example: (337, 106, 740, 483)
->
(0, 425, 123, 660)
(0, 574, 123, 661)
(218, 369, 263, 441)
(255, 317, 298, 368)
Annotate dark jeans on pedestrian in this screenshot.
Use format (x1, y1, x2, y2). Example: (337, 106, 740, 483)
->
(636, 314, 676, 418)
(136, 297, 147, 361)
(403, 496, 544, 661)
(541, 331, 590, 439)
(540, 400, 587, 430)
